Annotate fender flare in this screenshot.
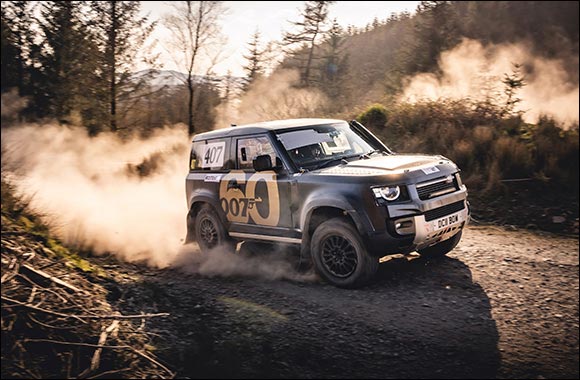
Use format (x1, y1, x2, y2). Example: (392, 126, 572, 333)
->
(185, 190, 227, 243)
(300, 195, 370, 239)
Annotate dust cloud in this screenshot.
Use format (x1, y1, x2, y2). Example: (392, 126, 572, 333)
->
(1, 121, 314, 282)
(216, 69, 328, 128)
(2, 123, 189, 266)
(400, 38, 579, 127)
(174, 243, 317, 282)
(0, 88, 28, 123)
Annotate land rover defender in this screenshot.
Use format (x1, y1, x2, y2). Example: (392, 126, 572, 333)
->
(185, 118, 469, 288)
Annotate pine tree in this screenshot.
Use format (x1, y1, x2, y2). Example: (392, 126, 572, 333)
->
(91, 1, 156, 132)
(38, 1, 98, 122)
(282, 1, 334, 87)
(319, 19, 348, 103)
(1, 1, 35, 96)
(501, 63, 526, 117)
(222, 70, 234, 102)
(408, 1, 460, 74)
(242, 29, 265, 91)
(1, 8, 21, 92)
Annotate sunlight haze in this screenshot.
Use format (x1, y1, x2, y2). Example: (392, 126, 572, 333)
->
(140, 1, 420, 76)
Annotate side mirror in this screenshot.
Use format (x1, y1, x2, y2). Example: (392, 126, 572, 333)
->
(253, 154, 274, 171)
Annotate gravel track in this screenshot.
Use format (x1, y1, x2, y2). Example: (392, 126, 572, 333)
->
(107, 225, 579, 379)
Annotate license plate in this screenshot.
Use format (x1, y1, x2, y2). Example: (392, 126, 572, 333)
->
(433, 212, 463, 231)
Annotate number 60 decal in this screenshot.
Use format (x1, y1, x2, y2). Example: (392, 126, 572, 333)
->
(219, 170, 280, 226)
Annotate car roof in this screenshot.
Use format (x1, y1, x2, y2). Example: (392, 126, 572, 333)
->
(192, 118, 347, 141)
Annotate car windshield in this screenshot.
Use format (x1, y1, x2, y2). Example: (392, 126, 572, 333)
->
(276, 122, 379, 170)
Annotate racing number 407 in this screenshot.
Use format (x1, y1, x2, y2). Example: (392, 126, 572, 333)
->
(200, 141, 226, 168)
(204, 145, 223, 166)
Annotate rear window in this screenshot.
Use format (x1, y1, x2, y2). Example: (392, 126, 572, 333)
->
(190, 139, 231, 171)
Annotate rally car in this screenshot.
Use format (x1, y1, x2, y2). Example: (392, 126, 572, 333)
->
(185, 118, 469, 288)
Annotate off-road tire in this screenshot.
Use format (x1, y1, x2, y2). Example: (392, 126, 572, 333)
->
(311, 217, 378, 288)
(194, 205, 235, 254)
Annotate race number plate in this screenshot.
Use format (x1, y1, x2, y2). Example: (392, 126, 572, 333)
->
(201, 141, 226, 168)
(433, 211, 464, 231)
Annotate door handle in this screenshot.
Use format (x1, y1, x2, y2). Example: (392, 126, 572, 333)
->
(227, 180, 240, 190)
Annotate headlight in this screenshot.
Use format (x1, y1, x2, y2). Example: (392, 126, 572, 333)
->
(372, 185, 400, 201)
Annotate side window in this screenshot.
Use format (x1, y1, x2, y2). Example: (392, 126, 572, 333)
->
(237, 136, 277, 170)
(190, 139, 231, 171)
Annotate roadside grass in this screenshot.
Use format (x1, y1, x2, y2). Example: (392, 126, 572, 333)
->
(1, 179, 105, 276)
(218, 296, 288, 324)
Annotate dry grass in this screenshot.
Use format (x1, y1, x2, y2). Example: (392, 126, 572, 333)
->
(1, 180, 174, 379)
(359, 100, 579, 196)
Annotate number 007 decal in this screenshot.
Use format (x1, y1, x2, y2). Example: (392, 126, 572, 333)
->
(219, 170, 280, 226)
(201, 141, 225, 168)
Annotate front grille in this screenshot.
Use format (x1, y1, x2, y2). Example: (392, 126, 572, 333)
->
(424, 200, 465, 221)
(416, 176, 458, 200)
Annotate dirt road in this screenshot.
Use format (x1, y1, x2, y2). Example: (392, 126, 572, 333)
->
(105, 226, 579, 379)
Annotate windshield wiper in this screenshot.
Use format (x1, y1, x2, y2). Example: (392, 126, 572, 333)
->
(312, 154, 360, 170)
(359, 150, 384, 159)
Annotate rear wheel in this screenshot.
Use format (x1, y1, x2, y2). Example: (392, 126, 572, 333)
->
(194, 205, 234, 254)
(311, 218, 378, 288)
(418, 230, 463, 259)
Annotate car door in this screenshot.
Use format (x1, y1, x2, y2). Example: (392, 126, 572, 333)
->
(220, 134, 296, 241)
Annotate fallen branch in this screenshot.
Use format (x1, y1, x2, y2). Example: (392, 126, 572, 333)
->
(28, 314, 77, 330)
(87, 368, 131, 379)
(8, 257, 17, 270)
(79, 320, 120, 378)
(27, 286, 37, 303)
(128, 346, 175, 379)
(38, 260, 62, 270)
(2, 296, 170, 320)
(20, 264, 82, 293)
(1, 296, 90, 323)
(1, 231, 30, 237)
(10, 360, 41, 379)
(1, 269, 18, 284)
(23, 338, 130, 349)
(24, 339, 175, 378)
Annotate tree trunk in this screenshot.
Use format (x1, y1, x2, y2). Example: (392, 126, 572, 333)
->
(16, 50, 24, 97)
(304, 41, 316, 86)
(109, 1, 117, 132)
(188, 78, 195, 136)
(304, 22, 320, 87)
(185, 0, 203, 137)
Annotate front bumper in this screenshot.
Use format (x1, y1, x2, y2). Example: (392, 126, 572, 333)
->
(409, 205, 469, 251)
(365, 186, 470, 255)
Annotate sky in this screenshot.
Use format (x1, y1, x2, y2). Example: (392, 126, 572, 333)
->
(140, 1, 420, 77)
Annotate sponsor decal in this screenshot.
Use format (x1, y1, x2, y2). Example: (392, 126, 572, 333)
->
(219, 170, 280, 226)
(421, 166, 440, 175)
(204, 174, 223, 183)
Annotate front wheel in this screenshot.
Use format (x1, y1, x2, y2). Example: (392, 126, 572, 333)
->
(418, 230, 463, 259)
(311, 218, 378, 288)
(194, 205, 234, 254)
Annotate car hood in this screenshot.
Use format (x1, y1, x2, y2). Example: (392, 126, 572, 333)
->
(317, 154, 455, 176)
